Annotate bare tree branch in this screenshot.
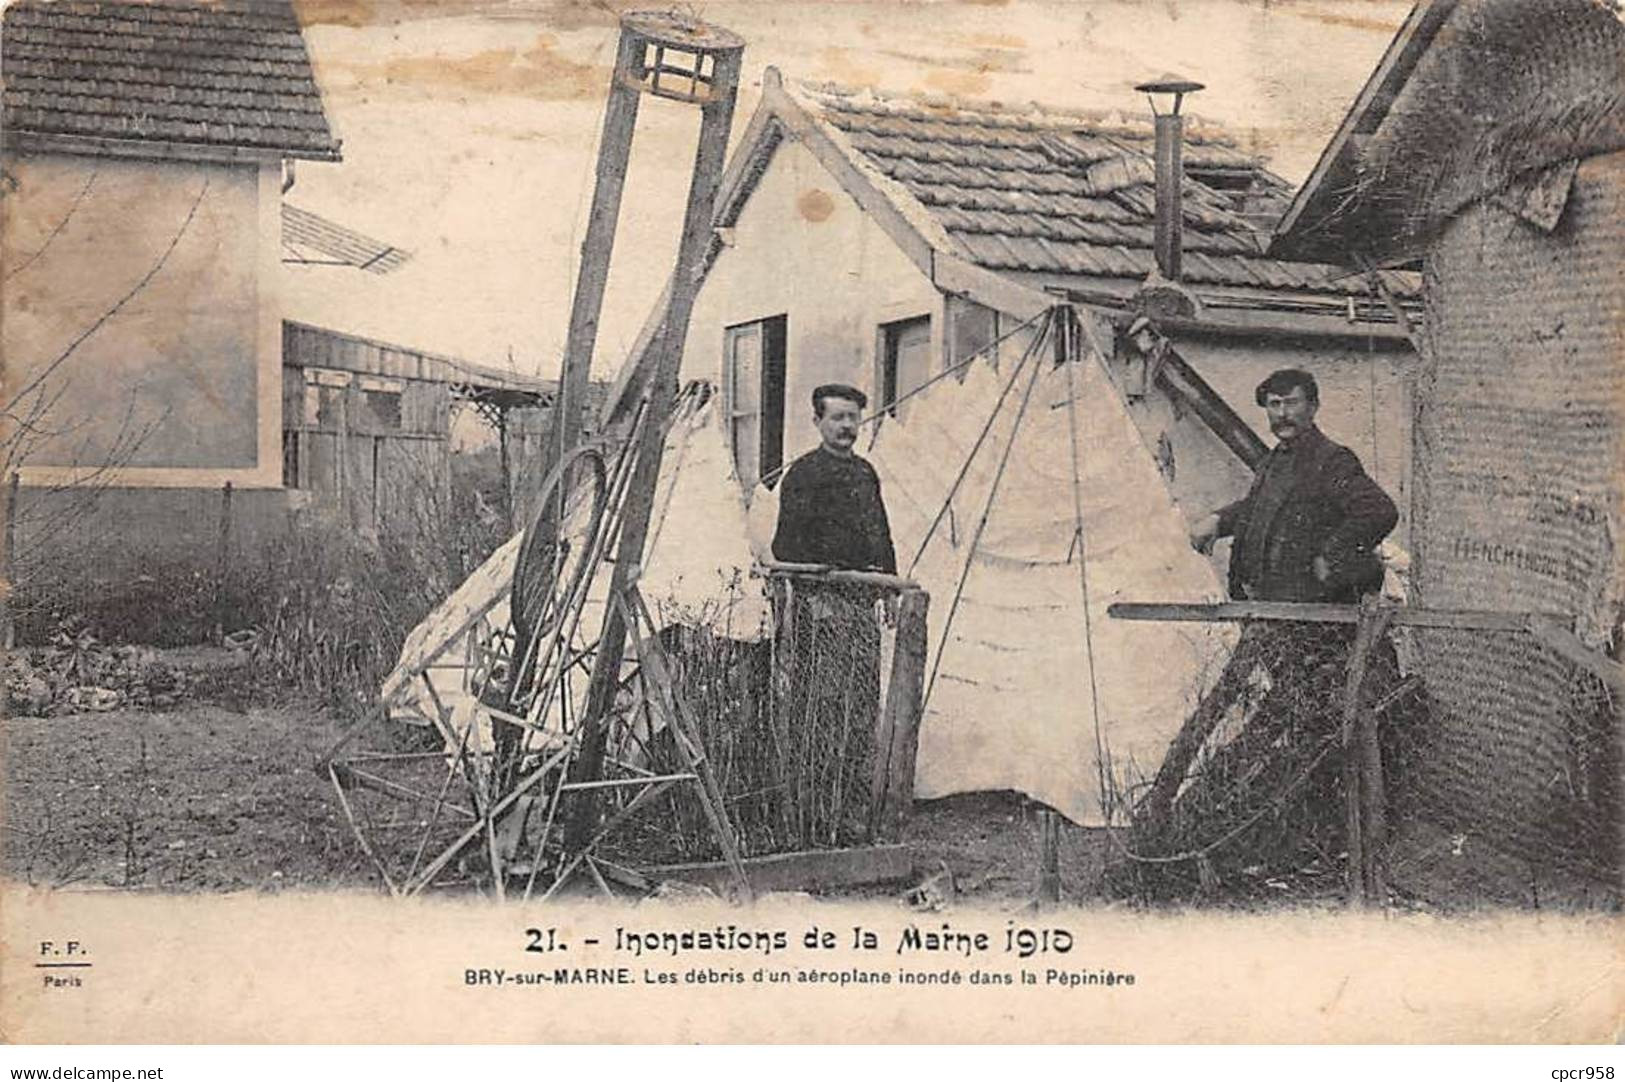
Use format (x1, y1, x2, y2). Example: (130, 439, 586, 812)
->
(4, 176, 211, 431)
(4, 167, 99, 282)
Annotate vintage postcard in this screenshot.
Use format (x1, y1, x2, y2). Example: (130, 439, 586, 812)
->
(1, 0, 1620, 1045)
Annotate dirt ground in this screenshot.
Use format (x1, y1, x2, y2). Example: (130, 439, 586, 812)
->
(2, 687, 1108, 904)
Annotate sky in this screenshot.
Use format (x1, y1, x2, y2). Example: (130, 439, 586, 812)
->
(281, 0, 1411, 380)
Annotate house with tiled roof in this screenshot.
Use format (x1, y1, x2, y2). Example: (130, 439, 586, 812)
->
(647, 68, 1421, 548)
(0, 1, 554, 596)
(2, 0, 341, 494)
(0, 1, 564, 637)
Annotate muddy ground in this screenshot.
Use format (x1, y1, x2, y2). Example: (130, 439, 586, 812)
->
(2, 688, 1109, 904)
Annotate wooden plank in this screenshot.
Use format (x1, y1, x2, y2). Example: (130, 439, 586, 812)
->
(647, 844, 914, 894)
(1108, 600, 1537, 633)
(1526, 616, 1625, 696)
(873, 588, 928, 841)
(760, 560, 921, 592)
(1156, 349, 1268, 470)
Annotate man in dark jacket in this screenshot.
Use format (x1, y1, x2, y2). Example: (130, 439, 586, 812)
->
(769, 385, 896, 829)
(772, 383, 897, 573)
(1190, 368, 1397, 602)
(1142, 369, 1404, 851)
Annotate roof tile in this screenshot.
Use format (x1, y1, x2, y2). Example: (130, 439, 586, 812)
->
(797, 82, 1425, 300)
(2, 0, 339, 160)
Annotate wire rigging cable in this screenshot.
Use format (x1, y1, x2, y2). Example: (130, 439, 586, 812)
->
(922, 309, 1056, 709)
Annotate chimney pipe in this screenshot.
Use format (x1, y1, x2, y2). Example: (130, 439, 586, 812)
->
(1134, 75, 1204, 283)
(1152, 111, 1183, 281)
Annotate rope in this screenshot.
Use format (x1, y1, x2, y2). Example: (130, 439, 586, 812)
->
(747, 307, 1052, 491)
(1059, 309, 1111, 816)
(863, 307, 1051, 447)
(6, 167, 98, 282)
(906, 319, 1052, 576)
(923, 311, 1054, 707)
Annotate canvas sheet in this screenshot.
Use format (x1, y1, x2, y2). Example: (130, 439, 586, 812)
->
(382, 393, 769, 743)
(854, 353, 1232, 825)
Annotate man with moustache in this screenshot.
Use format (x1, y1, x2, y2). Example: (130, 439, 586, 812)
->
(770, 385, 896, 829)
(1189, 368, 1396, 603)
(772, 383, 896, 574)
(1143, 369, 1404, 841)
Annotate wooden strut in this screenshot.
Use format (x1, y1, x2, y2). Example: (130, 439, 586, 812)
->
(867, 588, 929, 842)
(549, 29, 645, 477)
(621, 587, 753, 900)
(565, 42, 745, 852)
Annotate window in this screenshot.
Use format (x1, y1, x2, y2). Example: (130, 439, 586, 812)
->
(357, 375, 404, 431)
(879, 315, 932, 418)
(303, 367, 350, 429)
(724, 315, 787, 488)
(949, 300, 999, 378)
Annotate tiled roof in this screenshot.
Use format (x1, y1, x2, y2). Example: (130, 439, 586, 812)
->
(797, 83, 1419, 301)
(2, 0, 340, 161)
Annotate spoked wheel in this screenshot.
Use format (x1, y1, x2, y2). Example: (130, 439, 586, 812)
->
(511, 446, 611, 685)
(493, 446, 612, 798)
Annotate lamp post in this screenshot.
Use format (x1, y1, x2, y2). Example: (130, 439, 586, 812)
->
(1133, 73, 1204, 283)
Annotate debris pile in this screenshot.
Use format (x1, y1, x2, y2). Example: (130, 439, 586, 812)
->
(4, 628, 198, 716)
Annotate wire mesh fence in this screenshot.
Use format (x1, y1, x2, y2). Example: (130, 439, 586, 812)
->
(1105, 606, 1619, 906)
(604, 573, 909, 866)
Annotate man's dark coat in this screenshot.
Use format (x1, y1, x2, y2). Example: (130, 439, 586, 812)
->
(771, 446, 898, 574)
(1215, 425, 1398, 603)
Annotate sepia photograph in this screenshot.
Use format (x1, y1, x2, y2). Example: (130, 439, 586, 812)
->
(0, 0, 1620, 1047)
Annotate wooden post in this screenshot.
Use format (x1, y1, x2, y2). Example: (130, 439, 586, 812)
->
(1358, 693, 1388, 900)
(565, 37, 744, 849)
(1037, 808, 1062, 905)
(2, 472, 17, 650)
(212, 480, 233, 645)
(870, 587, 928, 841)
(549, 29, 645, 476)
(496, 407, 514, 534)
(1338, 597, 1392, 907)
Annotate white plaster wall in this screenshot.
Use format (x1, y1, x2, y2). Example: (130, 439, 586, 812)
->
(2, 152, 283, 488)
(680, 137, 943, 471)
